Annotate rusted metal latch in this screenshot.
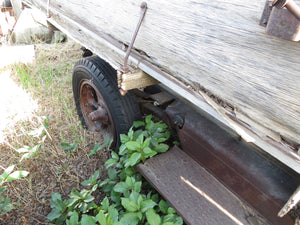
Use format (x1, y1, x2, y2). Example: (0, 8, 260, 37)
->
(260, 0, 300, 41)
(118, 2, 158, 95)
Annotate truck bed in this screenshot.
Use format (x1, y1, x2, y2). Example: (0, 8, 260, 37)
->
(25, 0, 300, 172)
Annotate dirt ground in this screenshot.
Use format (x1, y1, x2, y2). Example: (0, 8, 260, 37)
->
(0, 41, 109, 224)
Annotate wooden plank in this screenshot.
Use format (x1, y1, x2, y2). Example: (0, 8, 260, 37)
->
(137, 146, 268, 225)
(28, 0, 300, 145)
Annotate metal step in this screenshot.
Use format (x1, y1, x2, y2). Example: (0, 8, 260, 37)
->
(137, 146, 268, 225)
(165, 101, 298, 225)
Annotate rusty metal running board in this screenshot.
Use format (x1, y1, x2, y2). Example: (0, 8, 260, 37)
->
(137, 146, 267, 225)
(164, 101, 298, 225)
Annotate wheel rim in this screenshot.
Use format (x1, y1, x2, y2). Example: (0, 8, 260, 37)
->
(79, 80, 115, 140)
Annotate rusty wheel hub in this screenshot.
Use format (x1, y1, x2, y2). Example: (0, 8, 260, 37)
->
(79, 80, 115, 138)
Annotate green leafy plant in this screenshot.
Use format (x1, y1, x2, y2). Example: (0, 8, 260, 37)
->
(15, 117, 50, 160)
(0, 165, 29, 215)
(47, 115, 182, 225)
(89, 135, 113, 156)
(61, 142, 79, 154)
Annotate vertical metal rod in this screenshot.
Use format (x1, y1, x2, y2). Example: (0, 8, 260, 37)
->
(123, 2, 147, 73)
(46, 0, 51, 18)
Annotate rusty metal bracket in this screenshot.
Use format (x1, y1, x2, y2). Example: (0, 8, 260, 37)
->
(273, 0, 300, 20)
(260, 0, 273, 26)
(260, 0, 300, 41)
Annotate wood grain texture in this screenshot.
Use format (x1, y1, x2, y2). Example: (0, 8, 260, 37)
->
(30, 0, 300, 144)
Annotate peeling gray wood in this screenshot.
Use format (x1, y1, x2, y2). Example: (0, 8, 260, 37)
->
(29, 0, 300, 145)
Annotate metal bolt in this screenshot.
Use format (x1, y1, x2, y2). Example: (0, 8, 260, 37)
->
(173, 114, 184, 129)
(153, 101, 160, 106)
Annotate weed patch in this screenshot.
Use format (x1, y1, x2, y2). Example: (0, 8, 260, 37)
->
(47, 115, 183, 225)
(0, 41, 108, 224)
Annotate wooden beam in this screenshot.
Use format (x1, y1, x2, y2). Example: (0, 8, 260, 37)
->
(118, 70, 159, 91)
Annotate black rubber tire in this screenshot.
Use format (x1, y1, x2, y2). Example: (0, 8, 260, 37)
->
(72, 56, 141, 151)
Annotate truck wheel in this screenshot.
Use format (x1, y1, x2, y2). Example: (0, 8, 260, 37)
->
(72, 56, 141, 150)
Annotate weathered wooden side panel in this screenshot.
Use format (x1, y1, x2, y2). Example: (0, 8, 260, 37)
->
(30, 0, 300, 145)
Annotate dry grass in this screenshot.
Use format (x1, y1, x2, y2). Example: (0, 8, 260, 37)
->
(0, 41, 109, 224)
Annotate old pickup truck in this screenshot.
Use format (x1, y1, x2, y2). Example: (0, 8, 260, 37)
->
(16, 0, 300, 224)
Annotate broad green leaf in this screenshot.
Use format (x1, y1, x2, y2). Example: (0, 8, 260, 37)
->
(84, 195, 95, 203)
(6, 170, 29, 182)
(162, 222, 175, 225)
(119, 212, 139, 225)
(128, 127, 134, 139)
(121, 198, 138, 212)
(60, 142, 71, 150)
(108, 205, 119, 222)
(50, 193, 65, 211)
(132, 129, 143, 140)
(69, 189, 82, 200)
(118, 144, 127, 155)
(67, 211, 79, 225)
(143, 147, 152, 154)
(136, 211, 143, 220)
(20, 152, 32, 161)
(46, 209, 62, 221)
(124, 153, 141, 168)
(137, 195, 143, 209)
(151, 193, 159, 203)
(80, 214, 96, 225)
(2, 165, 15, 178)
(104, 135, 113, 148)
(174, 216, 183, 225)
(142, 138, 151, 148)
(125, 176, 135, 187)
(120, 134, 130, 143)
(102, 183, 115, 193)
(105, 158, 118, 168)
(61, 142, 78, 151)
(102, 197, 110, 211)
(96, 211, 106, 225)
(92, 170, 100, 180)
(162, 214, 175, 223)
(111, 151, 119, 160)
(167, 207, 176, 214)
(159, 200, 169, 214)
(110, 190, 121, 203)
(133, 121, 145, 128)
(133, 181, 142, 193)
(0, 186, 6, 194)
(129, 191, 139, 203)
(136, 133, 144, 146)
(145, 114, 152, 125)
(0, 197, 13, 216)
(108, 168, 118, 180)
(143, 147, 157, 158)
(146, 208, 161, 225)
(125, 141, 140, 151)
(106, 215, 113, 225)
(141, 199, 157, 213)
(113, 182, 130, 193)
(162, 214, 183, 225)
(154, 143, 169, 153)
(123, 167, 134, 177)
